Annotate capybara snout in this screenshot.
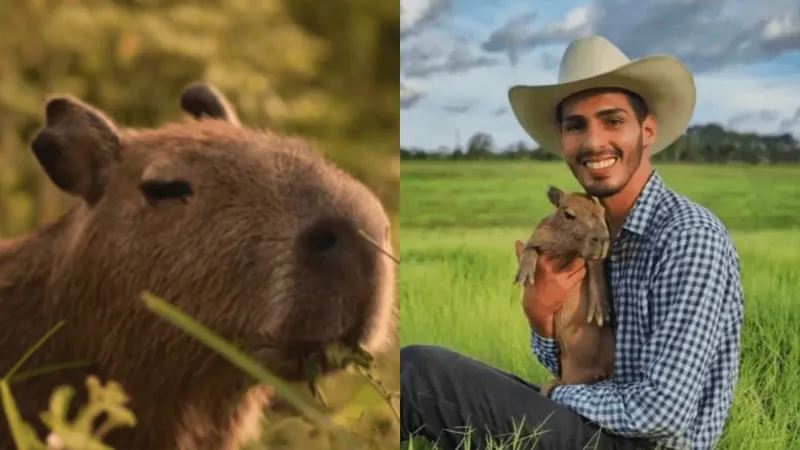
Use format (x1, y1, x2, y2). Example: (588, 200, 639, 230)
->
(278, 180, 396, 374)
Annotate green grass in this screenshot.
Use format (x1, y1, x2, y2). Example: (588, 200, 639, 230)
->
(399, 160, 800, 450)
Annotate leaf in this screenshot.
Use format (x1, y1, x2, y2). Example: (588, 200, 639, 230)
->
(38, 376, 136, 450)
(324, 342, 374, 372)
(0, 380, 47, 450)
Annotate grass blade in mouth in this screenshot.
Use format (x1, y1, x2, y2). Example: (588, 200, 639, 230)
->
(358, 229, 399, 264)
(140, 291, 360, 447)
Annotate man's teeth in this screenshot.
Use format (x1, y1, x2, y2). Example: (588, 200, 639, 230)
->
(585, 158, 617, 169)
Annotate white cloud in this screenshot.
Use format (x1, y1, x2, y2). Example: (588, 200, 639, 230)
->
(401, 0, 433, 33)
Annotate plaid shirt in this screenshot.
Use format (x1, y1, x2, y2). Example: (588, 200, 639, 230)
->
(531, 171, 744, 450)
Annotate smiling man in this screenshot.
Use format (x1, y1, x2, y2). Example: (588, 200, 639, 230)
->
(400, 36, 744, 450)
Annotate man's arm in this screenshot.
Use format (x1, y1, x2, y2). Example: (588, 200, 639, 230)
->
(530, 331, 561, 378)
(549, 225, 740, 441)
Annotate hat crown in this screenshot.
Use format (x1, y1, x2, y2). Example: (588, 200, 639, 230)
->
(557, 36, 631, 83)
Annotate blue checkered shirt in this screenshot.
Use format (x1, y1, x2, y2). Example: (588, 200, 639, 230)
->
(531, 171, 744, 450)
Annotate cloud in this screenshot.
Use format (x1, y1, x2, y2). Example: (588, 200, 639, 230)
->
(400, 82, 426, 110)
(402, 36, 500, 80)
(492, 107, 508, 116)
(481, 6, 595, 65)
(760, 10, 800, 53)
(400, 0, 454, 41)
(727, 109, 781, 130)
(442, 103, 472, 114)
(399, 0, 500, 109)
(480, 0, 800, 73)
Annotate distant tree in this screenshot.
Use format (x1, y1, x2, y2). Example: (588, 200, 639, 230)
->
(465, 131, 494, 158)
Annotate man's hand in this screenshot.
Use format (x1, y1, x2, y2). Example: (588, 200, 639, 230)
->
(514, 240, 586, 337)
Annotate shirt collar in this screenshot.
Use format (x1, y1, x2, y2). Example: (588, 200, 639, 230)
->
(620, 170, 666, 236)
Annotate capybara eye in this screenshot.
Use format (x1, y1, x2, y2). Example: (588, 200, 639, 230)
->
(139, 179, 193, 204)
(563, 209, 576, 220)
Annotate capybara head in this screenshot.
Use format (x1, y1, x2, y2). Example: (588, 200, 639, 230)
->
(540, 186, 609, 261)
(30, 83, 397, 382)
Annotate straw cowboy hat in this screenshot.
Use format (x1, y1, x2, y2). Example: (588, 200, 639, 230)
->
(508, 35, 696, 156)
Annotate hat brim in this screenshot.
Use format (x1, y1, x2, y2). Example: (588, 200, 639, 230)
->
(508, 54, 696, 157)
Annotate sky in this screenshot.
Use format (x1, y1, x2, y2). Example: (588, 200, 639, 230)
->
(400, 0, 800, 150)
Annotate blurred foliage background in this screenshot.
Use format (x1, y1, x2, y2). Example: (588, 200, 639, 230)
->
(0, 0, 399, 448)
(0, 0, 399, 243)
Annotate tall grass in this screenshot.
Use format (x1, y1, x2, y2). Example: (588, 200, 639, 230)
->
(2, 289, 399, 449)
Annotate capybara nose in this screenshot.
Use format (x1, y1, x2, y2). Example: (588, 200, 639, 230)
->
(306, 223, 340, 254)
(300, 216, 362, 260)
(295, 215, 381, 339)
(297, 214, 384, 295)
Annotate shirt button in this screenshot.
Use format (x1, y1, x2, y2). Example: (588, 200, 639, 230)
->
(610, 254, 618, 262)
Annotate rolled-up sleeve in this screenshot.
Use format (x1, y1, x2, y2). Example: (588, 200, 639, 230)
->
(530, 331, 561, 377)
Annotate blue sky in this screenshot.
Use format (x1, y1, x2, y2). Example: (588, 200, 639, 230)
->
(400, 0, 800, 150)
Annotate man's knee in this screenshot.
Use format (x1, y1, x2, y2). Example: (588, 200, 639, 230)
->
(401, 345, 436, 380)
(401, 344, 459, 369)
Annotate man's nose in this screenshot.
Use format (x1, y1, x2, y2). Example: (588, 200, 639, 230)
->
(582, 125, 609, 152)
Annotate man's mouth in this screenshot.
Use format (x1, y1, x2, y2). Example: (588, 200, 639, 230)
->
(582, 156, 618, 170)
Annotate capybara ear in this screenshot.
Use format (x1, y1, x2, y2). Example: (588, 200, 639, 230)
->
(179, 82, 241, 127)
(547, 186, 564, 206)
(30, 95, 121, 205)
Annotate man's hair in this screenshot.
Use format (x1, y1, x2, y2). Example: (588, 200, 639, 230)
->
(555, 87, 650, 124)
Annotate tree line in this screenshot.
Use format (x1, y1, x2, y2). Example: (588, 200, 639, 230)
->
(400, 123, 800, 164)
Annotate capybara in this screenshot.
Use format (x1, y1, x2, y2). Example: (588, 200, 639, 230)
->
(0, 82, 397, 450)
(514, 186, 614, 389)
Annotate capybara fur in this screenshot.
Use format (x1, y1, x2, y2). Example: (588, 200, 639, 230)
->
(514, 186, 614, 388)
(0, 82, 397, 450)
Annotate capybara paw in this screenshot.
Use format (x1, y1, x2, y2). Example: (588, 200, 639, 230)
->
(514, 265, 535, 286)
(586, 296, 607, 327)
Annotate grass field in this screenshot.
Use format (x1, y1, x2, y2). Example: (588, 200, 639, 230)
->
(399, 160, 800, 450)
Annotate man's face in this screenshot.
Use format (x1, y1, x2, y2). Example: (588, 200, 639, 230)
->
(558, 90, 656, 198)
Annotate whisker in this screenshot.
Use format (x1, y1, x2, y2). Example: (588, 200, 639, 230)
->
(357, 229, 400, 264)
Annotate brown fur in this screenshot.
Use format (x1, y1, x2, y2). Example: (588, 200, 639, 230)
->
(514, 186, 615, 389)
(0, 82, 397, 450)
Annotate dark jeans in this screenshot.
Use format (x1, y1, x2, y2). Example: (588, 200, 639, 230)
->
(400, 344, 657, 450)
